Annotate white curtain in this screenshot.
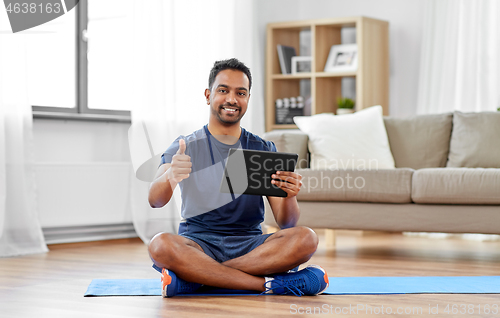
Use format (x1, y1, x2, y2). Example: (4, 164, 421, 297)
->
(417, 0, 500, 114)
(127, 0, 264, 243)
(414, 0, 500, 241)
(0, 30, 48, 256)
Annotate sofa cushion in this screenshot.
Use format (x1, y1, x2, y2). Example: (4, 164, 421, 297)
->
(412, 168, 500, 204)
(294, 106, 395, 170)
(383, 113, 452, 169)
(296, 168, 414, 203)
(447, 111, 500, 168)
(263, 130, 309, 169)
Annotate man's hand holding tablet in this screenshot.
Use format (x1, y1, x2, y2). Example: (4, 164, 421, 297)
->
(271, 171, 303, 198)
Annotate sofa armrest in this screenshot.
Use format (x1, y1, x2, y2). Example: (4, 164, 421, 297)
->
(263, 130, 309, 168)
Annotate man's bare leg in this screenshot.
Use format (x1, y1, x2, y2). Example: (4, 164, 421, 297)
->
(148, 233, 266, 291)
(148, 226, 318, 291)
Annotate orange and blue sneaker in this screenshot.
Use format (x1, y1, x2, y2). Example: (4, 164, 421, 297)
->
(161, 268, 202, 297)
(263, 265, 329, 296)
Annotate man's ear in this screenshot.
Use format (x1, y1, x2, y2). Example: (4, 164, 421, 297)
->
(204, 88, 211, 105)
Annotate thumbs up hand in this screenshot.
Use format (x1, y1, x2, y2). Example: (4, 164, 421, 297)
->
(167, 138, 192, 183)
(176, 138, 187, 155)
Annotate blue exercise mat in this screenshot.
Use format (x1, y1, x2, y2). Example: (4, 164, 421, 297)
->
(326, 276, 500, 295)
(84, 276, 500, 297)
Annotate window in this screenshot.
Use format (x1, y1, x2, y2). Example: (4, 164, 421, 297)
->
(27, 4, 76, 111)
(31, 0, 131, 122)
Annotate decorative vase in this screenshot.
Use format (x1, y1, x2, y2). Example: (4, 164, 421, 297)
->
(336, 108, 355, 115)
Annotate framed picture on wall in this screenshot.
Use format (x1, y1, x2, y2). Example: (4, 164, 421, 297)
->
(324, 44, 358, 72)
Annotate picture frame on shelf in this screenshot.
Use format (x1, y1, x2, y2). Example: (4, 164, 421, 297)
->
(291, 56, 312, 74)
(324, 44, 358, 72)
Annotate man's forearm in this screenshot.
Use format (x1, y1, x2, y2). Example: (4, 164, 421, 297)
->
(276, 197, 300, 229)
(148, 171, 176, 208)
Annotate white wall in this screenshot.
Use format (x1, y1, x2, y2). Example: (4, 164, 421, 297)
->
(255, 0, 426, 117)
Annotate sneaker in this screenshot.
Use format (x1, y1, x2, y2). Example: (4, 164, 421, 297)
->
(263, 265, 329, 296)
(288, 266, 300, 273)
(270, 266, 300, 277)
(161, 268, 202, 297)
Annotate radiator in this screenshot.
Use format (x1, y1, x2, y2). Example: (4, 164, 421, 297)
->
(34, 162, 137, 244)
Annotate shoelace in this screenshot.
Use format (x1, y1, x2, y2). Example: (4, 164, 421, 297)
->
(261, 276, 306, 297)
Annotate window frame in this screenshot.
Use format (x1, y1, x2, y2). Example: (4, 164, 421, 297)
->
(32, 1, 131, 123)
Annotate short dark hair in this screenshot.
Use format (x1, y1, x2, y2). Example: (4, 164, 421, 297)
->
(208, 58, 252, 91)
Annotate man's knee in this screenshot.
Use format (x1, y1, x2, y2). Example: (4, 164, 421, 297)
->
(148, 232, 179, 266)
(277, 226, 318, 257)
(294, 226, 319, 255)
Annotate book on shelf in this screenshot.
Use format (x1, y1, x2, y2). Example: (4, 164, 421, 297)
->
(277, 45, 296, 74)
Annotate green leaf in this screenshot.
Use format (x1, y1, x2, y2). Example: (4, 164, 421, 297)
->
(337, 97, 355, 109)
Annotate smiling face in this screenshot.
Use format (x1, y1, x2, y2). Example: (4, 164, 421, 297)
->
(205, 69, 250, 126)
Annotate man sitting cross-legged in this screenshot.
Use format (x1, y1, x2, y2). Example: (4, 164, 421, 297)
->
(148, 58, 328, 297)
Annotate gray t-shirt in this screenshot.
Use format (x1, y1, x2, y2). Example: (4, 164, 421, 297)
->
(161, 125, 277, 236)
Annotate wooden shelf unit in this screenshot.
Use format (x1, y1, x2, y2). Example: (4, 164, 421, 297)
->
(265, 16, 389, 131)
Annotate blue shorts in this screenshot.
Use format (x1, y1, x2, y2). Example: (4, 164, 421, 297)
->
(151, 229, 301, 274)
(152, 231, 273, 273)
(180, 232, 273, 263)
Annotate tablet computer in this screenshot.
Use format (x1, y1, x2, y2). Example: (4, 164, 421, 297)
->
(220, 148, 298, 197)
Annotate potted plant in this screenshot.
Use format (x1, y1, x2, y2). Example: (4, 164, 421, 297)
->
(336, 97, 355, 115)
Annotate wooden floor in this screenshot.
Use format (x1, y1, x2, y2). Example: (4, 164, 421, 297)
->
(1, 230, 500, 318)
